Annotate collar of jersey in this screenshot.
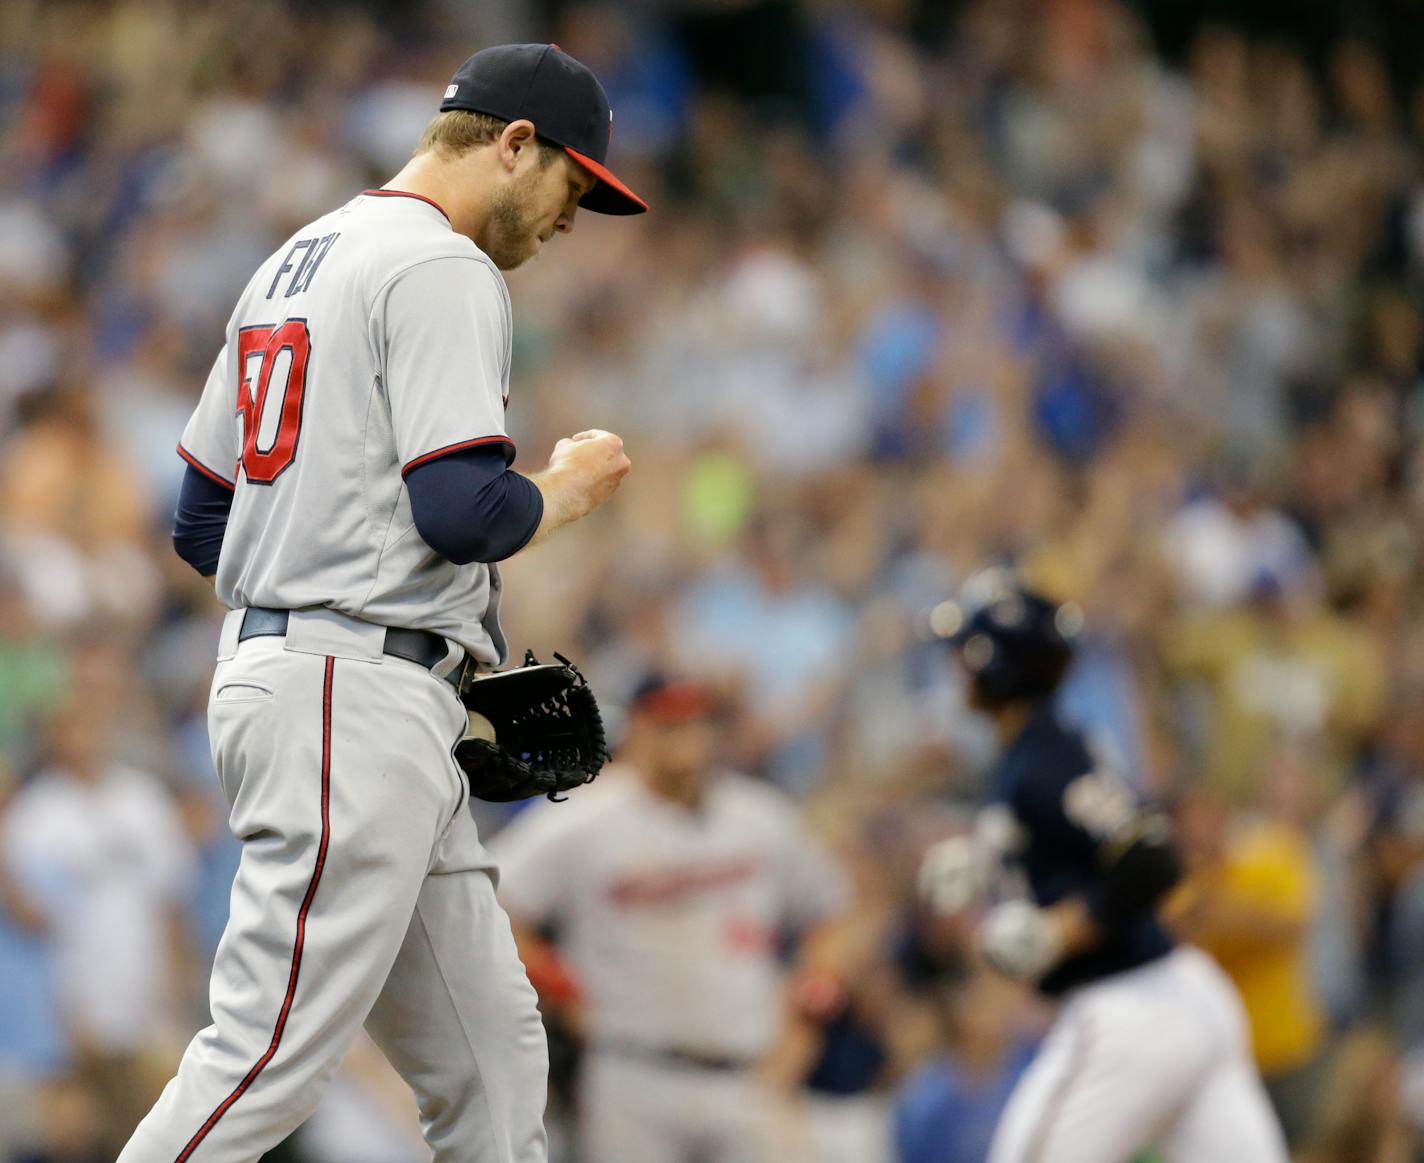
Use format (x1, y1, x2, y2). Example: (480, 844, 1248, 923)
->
(362, 188, 451, 226)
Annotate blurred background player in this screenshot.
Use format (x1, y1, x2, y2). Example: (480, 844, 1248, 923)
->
(491, 676, 848, 1163)
(921, 569, 1288, 1163)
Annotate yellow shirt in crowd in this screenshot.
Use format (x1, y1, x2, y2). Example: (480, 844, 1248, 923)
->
(1182, 821, 1326, 1076)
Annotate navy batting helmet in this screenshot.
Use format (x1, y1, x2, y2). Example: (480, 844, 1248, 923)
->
(930, 568, 1083, 704)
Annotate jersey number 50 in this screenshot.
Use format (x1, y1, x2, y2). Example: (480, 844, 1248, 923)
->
(237, 320, 311, 484)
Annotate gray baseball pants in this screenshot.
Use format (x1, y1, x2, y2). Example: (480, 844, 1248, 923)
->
(119, 610, 548, 1163)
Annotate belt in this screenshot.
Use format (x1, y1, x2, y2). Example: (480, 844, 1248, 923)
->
(237, 608, 475, 696)
(598, 1040, 756, 1074)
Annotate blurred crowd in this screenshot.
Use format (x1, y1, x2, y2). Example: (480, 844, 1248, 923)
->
(3, 0, 1424, 1159)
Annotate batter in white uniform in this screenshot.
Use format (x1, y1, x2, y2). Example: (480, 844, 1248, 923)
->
(492, 677, 848, 1163)
(121, 44, 644, 1163)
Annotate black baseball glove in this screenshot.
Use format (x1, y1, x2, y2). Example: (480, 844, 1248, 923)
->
(454, 651, 608, 802)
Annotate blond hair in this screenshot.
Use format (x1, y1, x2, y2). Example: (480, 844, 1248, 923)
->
(415, 109, 560, 166)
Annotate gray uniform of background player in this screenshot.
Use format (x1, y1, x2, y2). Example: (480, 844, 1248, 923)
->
(119, 191, 548, 1162)
(492, 765, 848, 1163)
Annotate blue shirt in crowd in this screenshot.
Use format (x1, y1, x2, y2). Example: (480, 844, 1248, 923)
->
(894, 1039, 1038, 1163)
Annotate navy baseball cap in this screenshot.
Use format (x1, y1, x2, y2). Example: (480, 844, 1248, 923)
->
(440, 43, 648, 216)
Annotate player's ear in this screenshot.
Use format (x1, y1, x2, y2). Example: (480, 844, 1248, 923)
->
(498, 120, 539, 172)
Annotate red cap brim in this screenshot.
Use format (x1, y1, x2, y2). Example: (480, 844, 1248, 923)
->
(633, 681, 711, 722)
(565, 147, 648, 215)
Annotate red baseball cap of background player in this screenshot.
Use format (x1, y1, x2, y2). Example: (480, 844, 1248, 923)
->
(627, 673, 715, 723)
(440, 43, 648, 216)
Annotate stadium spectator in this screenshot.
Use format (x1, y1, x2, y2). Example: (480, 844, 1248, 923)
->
(9, 1073, 109, 1163)
(1, 653, 196, 1155)
(893, 969, 1039, 1163)
(1305, 1029, 1415, 1163)
(1159, 563, 1387, 802)
(1170, 755, 1331, 1149)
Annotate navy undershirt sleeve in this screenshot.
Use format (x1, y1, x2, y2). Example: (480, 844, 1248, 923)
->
(172, 464, 234, 576)
(405, 444, 544, 564)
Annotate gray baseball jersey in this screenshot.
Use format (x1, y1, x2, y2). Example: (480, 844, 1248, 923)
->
(493, 766, 848, 1059)
(179, 189, 515, 665)
(493, 768, 848, 1163)
(124, 189, 550, 1163)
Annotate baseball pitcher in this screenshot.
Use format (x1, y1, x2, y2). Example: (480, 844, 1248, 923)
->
(122, 44, 644, 1163)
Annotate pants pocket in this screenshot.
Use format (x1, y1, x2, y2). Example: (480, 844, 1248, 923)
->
(215, 681, 275, 703)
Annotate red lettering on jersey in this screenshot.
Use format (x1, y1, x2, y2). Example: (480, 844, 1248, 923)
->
(608, 857, 760, 907)
(723, 917, 774, 954)
(236, 319, 312, 485)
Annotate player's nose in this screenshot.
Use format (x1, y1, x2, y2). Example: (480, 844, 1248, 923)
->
(555, 210, 575, 235)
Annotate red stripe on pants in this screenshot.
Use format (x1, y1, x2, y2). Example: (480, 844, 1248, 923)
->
(174, 656, 335, 1162)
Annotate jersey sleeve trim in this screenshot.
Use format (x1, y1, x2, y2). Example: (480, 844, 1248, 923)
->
(177, 443, 236, 491)
(401, 436, 516, 477)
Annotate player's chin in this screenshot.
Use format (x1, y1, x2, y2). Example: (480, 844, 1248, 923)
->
(496, 235, 545, 272)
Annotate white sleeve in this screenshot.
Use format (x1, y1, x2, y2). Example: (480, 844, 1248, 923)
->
(489, 802, 585, 927)
(178, 343, 238, 487)
(372, 256, 513, 476)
